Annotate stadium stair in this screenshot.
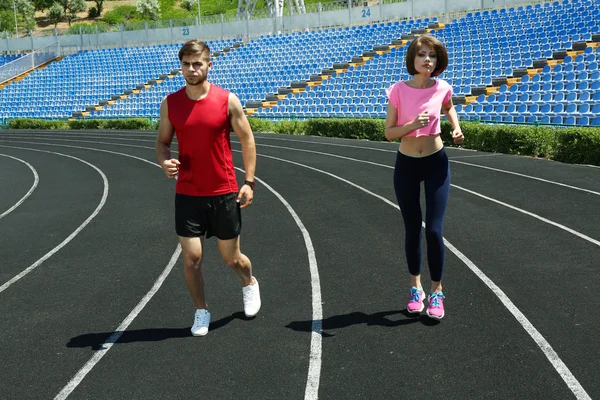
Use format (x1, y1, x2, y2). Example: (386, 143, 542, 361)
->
(72, 41, 245, 119)
(0, 56, 64, 91)
(242, 23, 445, 115)
(461, 33, 600, 107)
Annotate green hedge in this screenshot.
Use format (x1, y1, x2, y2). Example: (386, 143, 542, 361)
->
(439, 120, 557, 158)
(246, 117, 600, 166)
(5, 118, 155, 131)
(441, 121, 600, 165)
(304, 118, 386, 141)
(248, 117, 386, 140)
(247, 118, 275, 133)
(3, 118, 599, 166)
(554, 128, 600, 166)
(6, 119, 69, 130)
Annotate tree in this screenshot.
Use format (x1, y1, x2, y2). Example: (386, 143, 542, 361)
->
(136, 0, 159, 20)
(47, 1, 63, 27)
(92, 0, 103, 17)
(181, 0, 197, 12)
(3, 0, 37, 34)
(58, 0, 86, 26)
(32, 0, 54, 13)
(0, 10, 14, 33)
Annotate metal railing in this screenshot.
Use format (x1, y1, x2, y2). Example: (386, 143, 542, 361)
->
(0, 41, 60, 84)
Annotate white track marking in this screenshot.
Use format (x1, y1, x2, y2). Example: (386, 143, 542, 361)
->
(231, 141, 600, 247)
(5, 135, 593, 398)
(238, 150, 592, 400)
(240, 170, 322, 400)
(0, 145, 108, 294)
(0, 153, 39, 220)
(8, 134, 597, 196)
(245, 137, 600, 193)
(1, 139, 323, 400)
(55, 246, 182, 400)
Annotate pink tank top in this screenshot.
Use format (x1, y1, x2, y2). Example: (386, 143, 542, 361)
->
(385, 79, 453, 138)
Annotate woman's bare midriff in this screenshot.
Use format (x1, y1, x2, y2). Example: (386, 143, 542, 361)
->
(399, 135, 444, 157)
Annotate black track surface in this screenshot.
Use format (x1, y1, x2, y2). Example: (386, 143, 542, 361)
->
(0, 130, 598, 400)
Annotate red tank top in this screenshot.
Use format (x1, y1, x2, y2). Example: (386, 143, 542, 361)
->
(167, 84, 238, 196)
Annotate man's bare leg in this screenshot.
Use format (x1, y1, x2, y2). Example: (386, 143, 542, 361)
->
(217, 236, 253, 287)
(179, 236, 207, 309)
(217, 236, 260, 317)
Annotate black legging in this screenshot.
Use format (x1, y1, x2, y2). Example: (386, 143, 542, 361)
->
(393, 147, 450, 282)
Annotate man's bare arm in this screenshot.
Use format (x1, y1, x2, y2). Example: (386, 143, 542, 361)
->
(229, 93, 256, 182)
(156, 97, 180, 178)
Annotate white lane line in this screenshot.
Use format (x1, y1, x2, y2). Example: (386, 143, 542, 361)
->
(247, 136, 600, 192)
(0, 141, 180, 400)
(254, 135, 399, 152)
(7, 136, 589, 398)
(449, 160, 600, 196)
(0, 139, 159, 167)
(20, 142, 184, 399)
(11, 134, 599, 196)
(54, 246, 182, 400)
(5, 133, 599, 192)
(0, 153, 39, 220)
(5, 137, 598, 274)
(253, 137, 493, 158)
(2, 139, 323, 400)
(0, 145, 109, 294)
(449, 154, 503, 159)
(1, 129, 157, 136)
(4, 132, 160, 140)
(454, 184, 600, 247)
(231, 141, 600, 248)
(243, 150, 592, 400)
(241, 170, 322, 400)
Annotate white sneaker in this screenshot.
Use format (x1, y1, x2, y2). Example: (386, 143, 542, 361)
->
(191, 309, 211, 336)
(242, 277, 261, 317)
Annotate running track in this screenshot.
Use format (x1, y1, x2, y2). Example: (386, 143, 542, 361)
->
(0, 129, 598, 400)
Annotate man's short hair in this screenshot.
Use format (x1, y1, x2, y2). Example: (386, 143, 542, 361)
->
(178, 40, 211, 61)
(405, 35, 449, 77)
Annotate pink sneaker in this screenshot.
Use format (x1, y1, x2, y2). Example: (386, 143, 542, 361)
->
(407, 287, 425, 313)
(426, 291, 446, 319)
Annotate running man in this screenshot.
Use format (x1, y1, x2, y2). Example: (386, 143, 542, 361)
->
(156, 39, 261, 336)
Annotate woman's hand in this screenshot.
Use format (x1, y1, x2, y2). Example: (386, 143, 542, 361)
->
(412, 111, 430, 129)
(452, 129, 464, 145)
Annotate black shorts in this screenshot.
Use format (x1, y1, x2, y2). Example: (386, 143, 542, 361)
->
(175, 192, 242, 240)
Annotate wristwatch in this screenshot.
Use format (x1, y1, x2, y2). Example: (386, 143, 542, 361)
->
(243, 180, 255, 190)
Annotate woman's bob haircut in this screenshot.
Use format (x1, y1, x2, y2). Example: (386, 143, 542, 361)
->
(405, 35, 449, 77)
